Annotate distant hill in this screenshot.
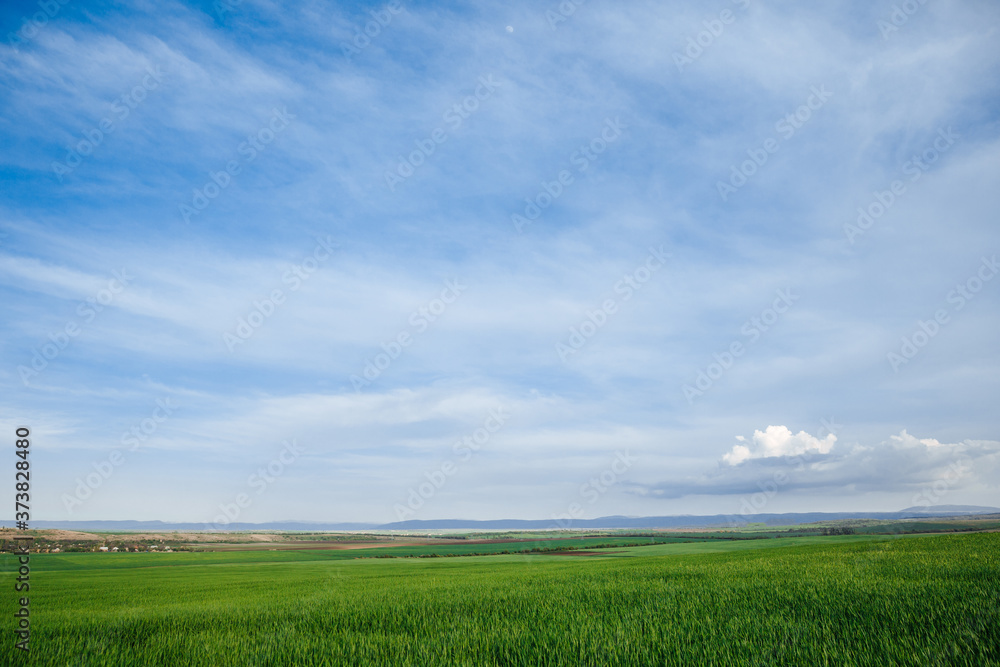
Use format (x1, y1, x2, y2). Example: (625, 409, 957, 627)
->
(16, 506, 1000, 532)
(21, 520, 379, 532)
(896, 505, 1000, 515)
(377, 507, 1000, 531)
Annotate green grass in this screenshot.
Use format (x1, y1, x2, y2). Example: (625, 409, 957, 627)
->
(2, 532, 997, 665)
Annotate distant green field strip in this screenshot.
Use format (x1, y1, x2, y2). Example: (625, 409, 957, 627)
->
(1, 535, 706, 572)
(606, 533, 894, 557)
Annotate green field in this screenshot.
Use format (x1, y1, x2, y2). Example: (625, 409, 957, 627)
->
(2, 532, 998, 665)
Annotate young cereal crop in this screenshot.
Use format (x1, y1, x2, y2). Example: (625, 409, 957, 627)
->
(1, 532, 996, 665)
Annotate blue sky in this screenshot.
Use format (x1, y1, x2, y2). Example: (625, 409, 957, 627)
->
(1, 0, 998, 525)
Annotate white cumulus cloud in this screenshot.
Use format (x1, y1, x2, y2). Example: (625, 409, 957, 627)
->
(723, 425, 836, 465)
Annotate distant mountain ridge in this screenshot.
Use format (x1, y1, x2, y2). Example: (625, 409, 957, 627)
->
(17, 506, 1000, 532)
(896, 505, 999, 515)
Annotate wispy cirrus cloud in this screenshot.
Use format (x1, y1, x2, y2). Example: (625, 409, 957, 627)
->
(0, 0, 997, 522)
